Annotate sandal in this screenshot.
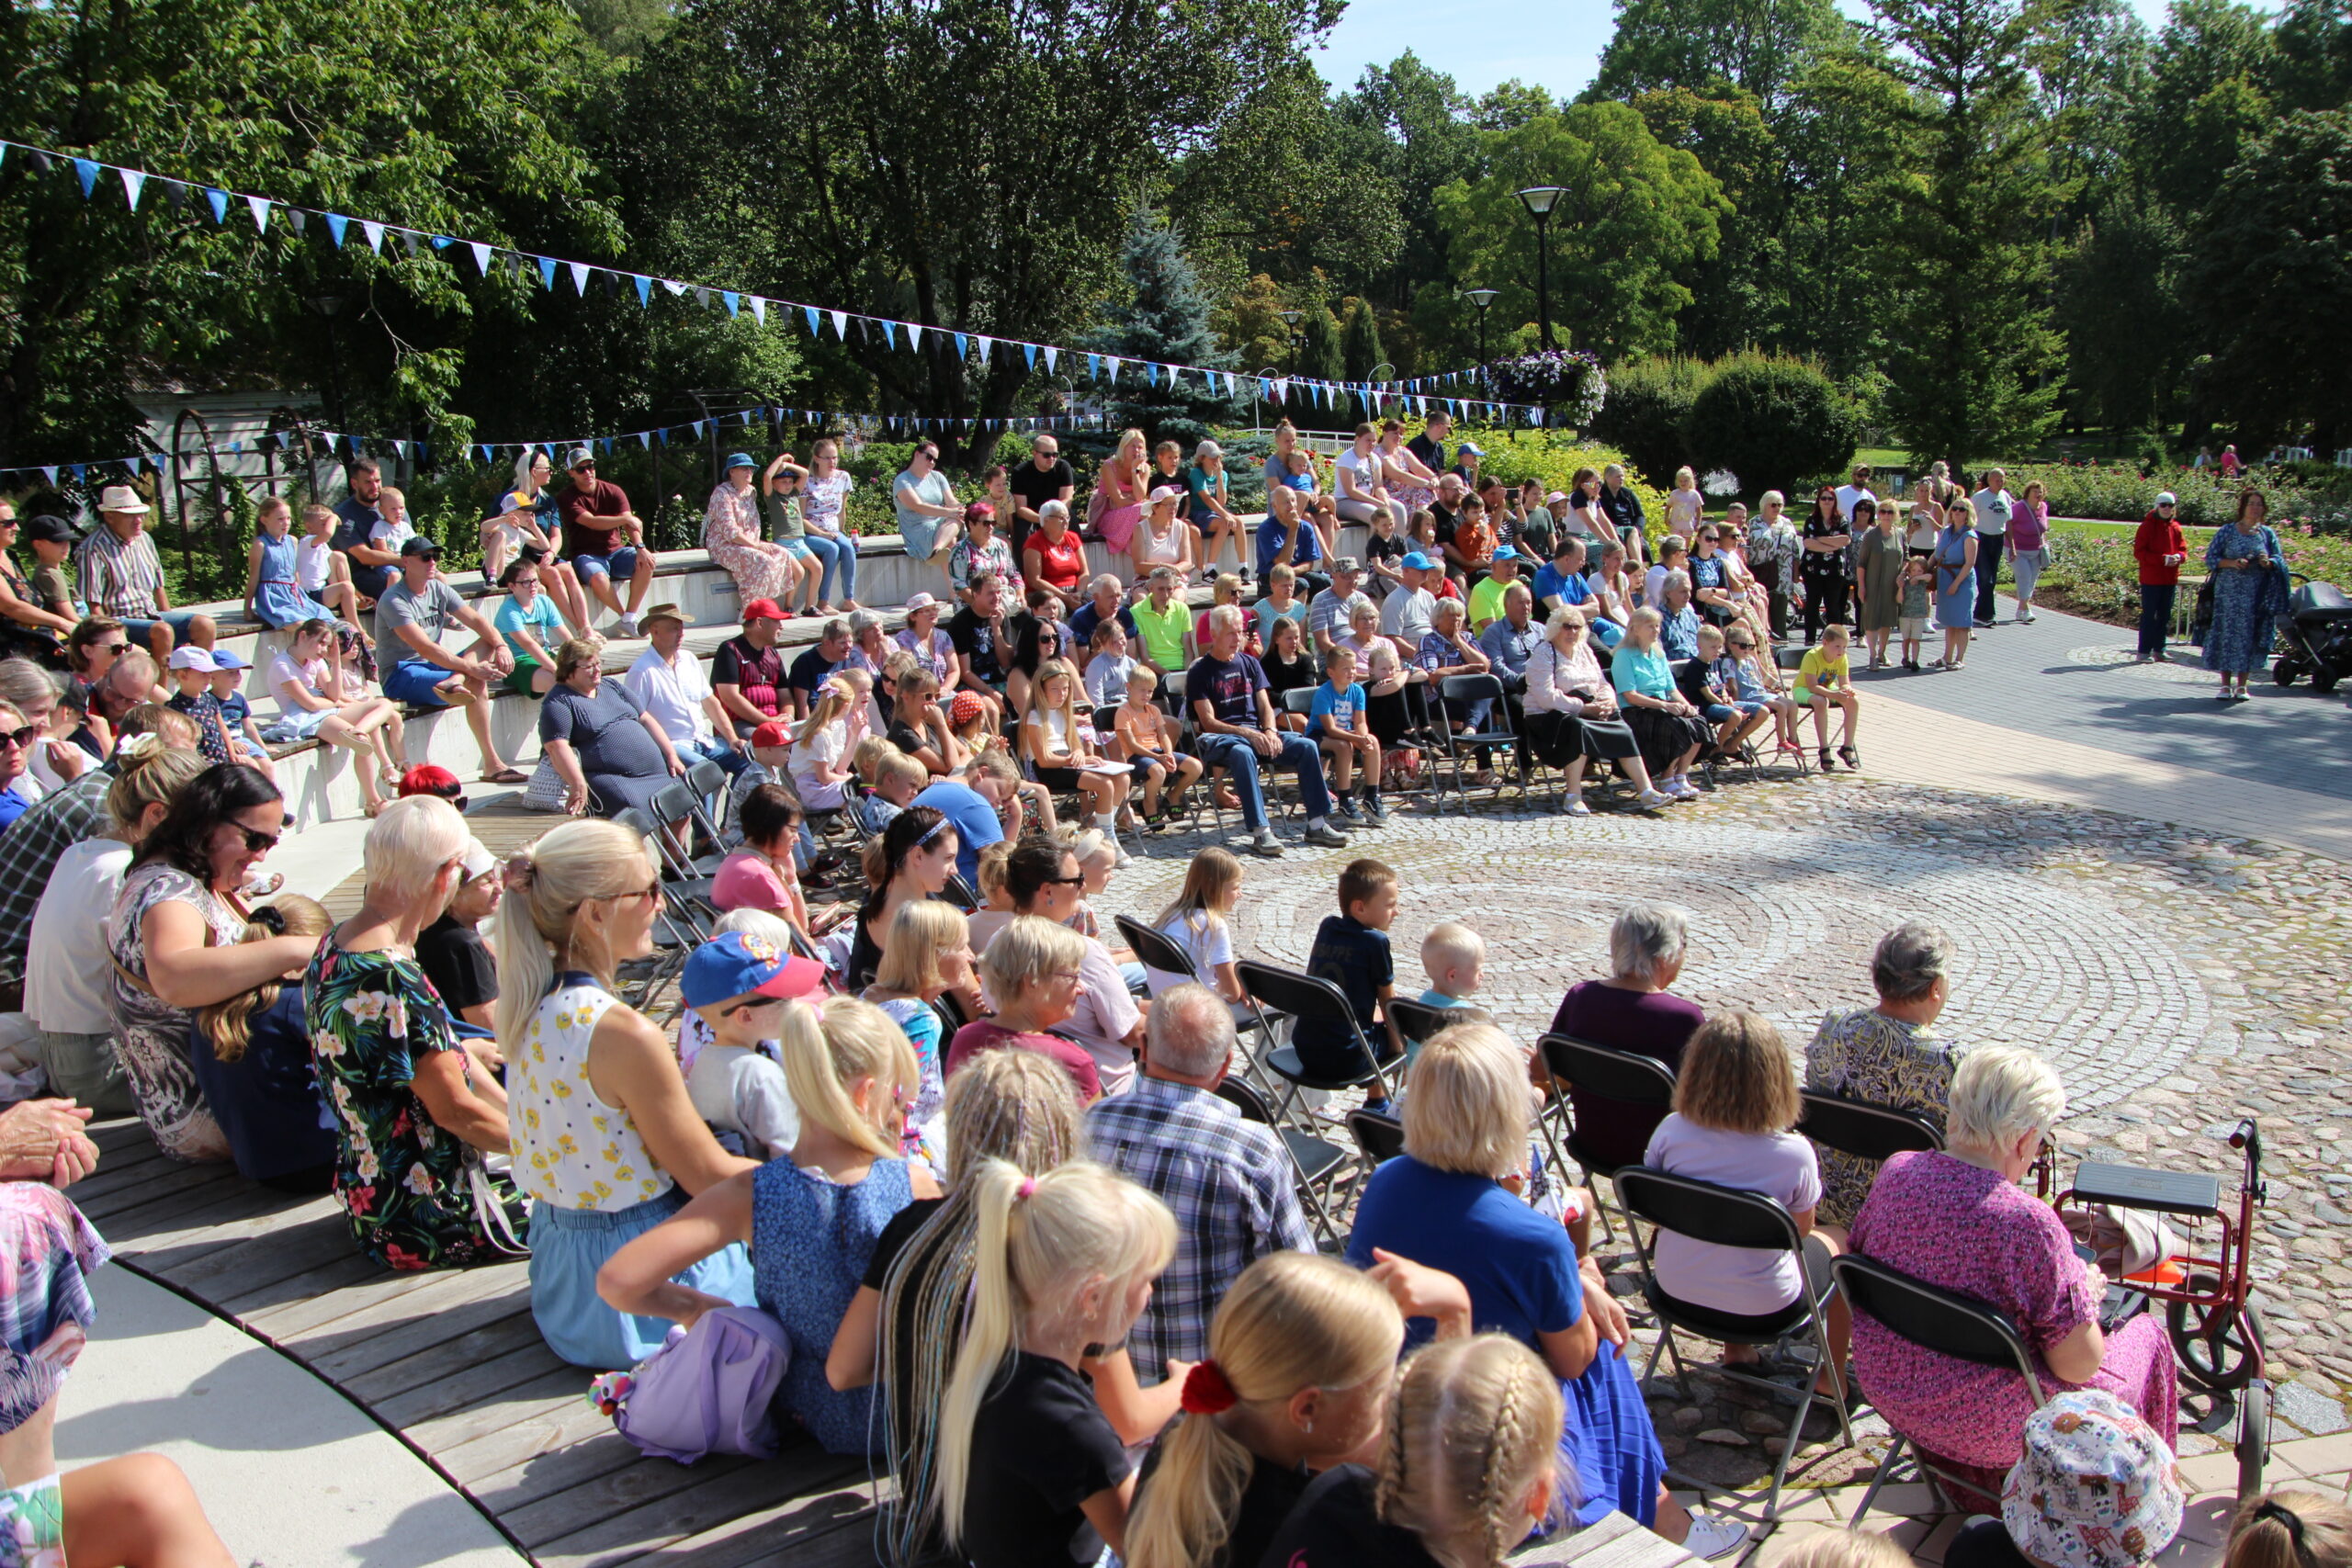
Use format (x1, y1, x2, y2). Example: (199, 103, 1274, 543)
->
(1817, 748, 1836, 772)
(1838, 744, 1860, 769)
(481, 766, 529, 785)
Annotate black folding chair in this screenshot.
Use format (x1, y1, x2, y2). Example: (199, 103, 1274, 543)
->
(1113, 915, 1279, 1051)
(1237, 959, 1400, 1139)
(1433, 672, 1524, 813)
(1831, 1254, 2048, 1526)
(1215, 1073, 1350, 1246)
(1799, 1089, 1945, 1168)
(684, 756, 732, 858)
(942, 872, 980, 914)
(1344, 1106, 1406, 1179)
(1385, 997, 1483, 1059)
(1538, 1032, 1677, 1241)
(1614, 1167, 1857, 1521)
(1159, 669, 1231, 838)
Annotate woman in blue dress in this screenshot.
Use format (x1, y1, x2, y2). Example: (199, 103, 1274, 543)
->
(241, 496, 335, 629)
(1344, 1021, 1748, 1559)
(2202, 489, 2292, 702)
(1932, 511, 1978, 671)
(599, 992, 936, 1454)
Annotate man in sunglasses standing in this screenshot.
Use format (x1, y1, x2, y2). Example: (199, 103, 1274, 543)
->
(558, 448, 659, 638)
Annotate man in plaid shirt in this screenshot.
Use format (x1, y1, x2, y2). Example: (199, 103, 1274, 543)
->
(1081, 984, 1313, 1383)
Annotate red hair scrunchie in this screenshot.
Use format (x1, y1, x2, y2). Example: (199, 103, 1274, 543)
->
(1180, 1359, 1238, 1416)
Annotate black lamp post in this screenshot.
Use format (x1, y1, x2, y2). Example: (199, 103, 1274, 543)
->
(1513, 186, 1566, 350)
(1278, 309, 1302, 376)
(1464, 288, 1498, 367)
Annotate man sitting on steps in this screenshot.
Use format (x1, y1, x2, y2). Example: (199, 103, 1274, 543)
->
(374, 538, 526, 784)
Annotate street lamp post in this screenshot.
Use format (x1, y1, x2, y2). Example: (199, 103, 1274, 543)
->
(1464, 288, 1499, 367)
(1251, 366, 1280, 433)
(1278, 309, 1302, 376)
(1513, 186, 1566, 350)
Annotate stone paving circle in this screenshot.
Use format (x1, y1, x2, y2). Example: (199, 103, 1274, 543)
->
(1087, 771, 2352, 1488)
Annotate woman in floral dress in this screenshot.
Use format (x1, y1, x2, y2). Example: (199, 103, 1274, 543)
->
(1804, 920, 1962, 1229)
(703, 454, 796, 609)
(2201, 489, 2292, 701)
(310, 797, 523, 1270)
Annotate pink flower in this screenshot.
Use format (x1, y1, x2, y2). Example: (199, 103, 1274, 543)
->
(382, 1242, 428, 1271)
(345, 1181, 376, 1216)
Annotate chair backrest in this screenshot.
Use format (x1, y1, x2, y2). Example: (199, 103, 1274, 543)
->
(1774, 644, 1807, 672)
(1439, 671, 1503, 704)
(1238, 960, 1366, 1036)
(1799, 1090, 1945, 1163)
(1214, 1075, 1274, 1124)
(650, 778, 698, 826)
(1347, 1108, 1407, 1165)
(1281, 685, 1317, 716)
(1114, 914, 1194, 982)
(1830, 1254, 2045, 1404)
(1388, 997, 1480, 1048)
(684, 757, 729, 801)
(1616, 1165, 1802, 1253)
(1538, 1032, 1678, 1107)
(933, 987, 975, 1034)
(612, 807, 659, 842)
(942, 873, 980, 914)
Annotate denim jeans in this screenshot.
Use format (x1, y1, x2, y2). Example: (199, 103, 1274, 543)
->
(1193, 730, 1333, 830)
(681, 735, 753, 778)
(802, 532, 857, 602)
(2138, 582, 2176, 657)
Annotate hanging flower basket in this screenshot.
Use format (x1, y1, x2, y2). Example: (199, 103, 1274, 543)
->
(1483, 349, 1606, 427)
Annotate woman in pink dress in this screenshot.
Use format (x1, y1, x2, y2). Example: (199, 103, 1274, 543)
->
(1087, 428, 1149, 553)
(703, 453, 795, 607)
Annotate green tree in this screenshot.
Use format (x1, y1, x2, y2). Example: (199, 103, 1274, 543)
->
(2180, 110, 2352, 449)
(1340, 297, 1387, 380)
(1625, 85, 1788, 358)
(1590, 355, 1713, 485)
(1333, 54, 1485, 310)
(2132, 0, 2274, 214)
(1091, 210, 1242, 448)
(1297, 302, 1344, 383)
(2267, 0, 2352, 113)
(1431, 103, 1727, 360)
(1591, 0, 1849, 105)
(2053, 193, 2189, 436)
(1849, 0, 2065, 465)
(1686, 353, 1862, 496)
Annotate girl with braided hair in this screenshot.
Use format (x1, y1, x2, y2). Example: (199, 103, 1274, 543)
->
(1263, 1333, 1566, 1568)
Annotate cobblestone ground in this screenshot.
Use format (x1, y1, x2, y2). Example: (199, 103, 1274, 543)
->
(1088, 770, 2352, 1495)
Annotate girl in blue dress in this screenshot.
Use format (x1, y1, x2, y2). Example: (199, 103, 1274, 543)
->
(240, 496, 336, 629)
(1932, 513, 1978, 671)
(1345, 1021, 1748, 1559)
(2201, 489, 2292, 701)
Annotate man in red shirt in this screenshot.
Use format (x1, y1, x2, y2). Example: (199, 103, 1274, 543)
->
(556, 447, 659, 637)
(2132, 491, 2188, 662)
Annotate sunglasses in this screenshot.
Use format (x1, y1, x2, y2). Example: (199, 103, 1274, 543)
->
(0, 726, 37, 750)
(571, 463, 596, 473)
(94, 640, 129, 655)
(1044, 873, 1087, 886)
(240, 825, 282, 853)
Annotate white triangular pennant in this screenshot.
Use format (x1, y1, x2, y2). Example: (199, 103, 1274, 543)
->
(361, 220, 385, 254)
(246, 195, 270, 232)
(119, 168, 145, 211)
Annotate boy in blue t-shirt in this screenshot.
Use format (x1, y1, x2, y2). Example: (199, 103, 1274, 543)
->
(1297, 857, 1404, 1110)
(1416, 920, 1486, 1013)
(1307, 644, 1385, 827)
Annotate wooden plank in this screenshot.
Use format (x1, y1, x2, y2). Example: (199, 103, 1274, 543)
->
(83, 1176, 289, 1247)
(90, 1118, 158, 1156)
(502, 1444, 764, 1546)
(167, 1206, 356, 1294)
(275, 1262, 530, 1374)
(75, 1138, 168, 1191)
(530, 1457, 873, 1568)
(404, 1368, 587, 1454)
(215, 1251, 385, 1320)
(369, 1341, 570, 1429)
(243, 1257, 456, 1341)
(304, 1269, 534, 1382)
(430, 1380, 622, 1487)
(604, 1483, 890, 1568)
(343, 1312, 557, 1406)
(113, 1196, 343, 1284)
(62, 1146, 220, 1210)
(460, 1421, 658, 1513)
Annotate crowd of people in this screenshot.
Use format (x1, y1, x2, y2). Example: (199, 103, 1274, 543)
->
(0, 423, 2311, 1568)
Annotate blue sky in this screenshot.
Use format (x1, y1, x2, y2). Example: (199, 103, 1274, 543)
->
(1306, 0, 2182, 99)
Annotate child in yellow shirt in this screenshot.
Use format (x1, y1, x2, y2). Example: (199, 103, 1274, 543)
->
(1792, 623, 1860, 771)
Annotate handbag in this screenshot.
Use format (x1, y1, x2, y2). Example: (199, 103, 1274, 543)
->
(590, 1306, 795, 1464)
(521, 754, 569, 813)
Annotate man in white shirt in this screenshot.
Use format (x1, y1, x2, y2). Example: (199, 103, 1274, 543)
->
(1833, 463, 1876, 525)
(623, 604, 746, 775)
(1379, 551, 1439, 653)
(1967, 468, 2015, 628)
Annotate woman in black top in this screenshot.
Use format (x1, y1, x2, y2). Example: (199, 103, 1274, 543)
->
(846, 807, 956, 990)
(1799, 486, 1855, 644)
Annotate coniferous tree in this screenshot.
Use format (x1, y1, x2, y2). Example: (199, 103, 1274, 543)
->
(1091, 208, 1241, 448)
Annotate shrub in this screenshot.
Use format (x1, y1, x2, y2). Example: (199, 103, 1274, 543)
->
(1685, 355, 1861, 501)
(1452, 425, 1668, 543)
(1998, 462, 2340, 528)
(1589, 357, 1710, 490)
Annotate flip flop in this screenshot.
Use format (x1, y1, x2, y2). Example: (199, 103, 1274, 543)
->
(481, 766, 528, 784)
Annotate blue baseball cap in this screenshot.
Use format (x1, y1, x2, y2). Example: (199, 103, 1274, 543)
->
(1400, 550, 1435, 572)
(1491, 545, 1520, 562)
(681, 931, 827, 1010)
(209, 647, 249, 670)
(723, 452, 758, 472)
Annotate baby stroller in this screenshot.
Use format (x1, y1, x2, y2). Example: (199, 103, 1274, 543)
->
(2270, 578, 2352, 694)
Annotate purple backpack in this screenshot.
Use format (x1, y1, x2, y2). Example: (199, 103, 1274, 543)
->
(602, 1307, 793, 1464)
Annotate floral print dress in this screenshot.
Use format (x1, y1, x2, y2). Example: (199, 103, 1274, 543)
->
(307, 934, 526, 1271)
(106, 862, 239, 1163)
(1803, 1006, 1959, 1226)
(703, 482, 791, 605)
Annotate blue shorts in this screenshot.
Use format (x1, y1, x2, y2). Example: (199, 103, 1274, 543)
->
(383, 657, 460, 706)
(528, 1187, 755, 1371)
(1700, 703, 1738, 724)
(777, 538, 815, 559)
(121, 611, 208, 649)
(571, 546, 642, 582)
(1131, 751, 1191, 776)
(1733, 699, 1770, 717)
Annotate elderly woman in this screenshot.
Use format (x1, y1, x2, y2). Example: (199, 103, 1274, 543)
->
(943, 913, 1103, 1103)
(1346, 1021, 1747, 1557)
(1002, 835, 1141, 1097)
(540, 637, 687, 820)
(1805, 921, 1962, 1231)
(106, 763, 319, 1163)
(893, 593, 958, 687)
(1849, 1046, 2178, 1485)
(1524, 608, 1660, 813)
(1549, 904, 1705, 1174)
(2203, 489, 2291, 702)
(1022, 499, 1089, 615)
(28, 741, 206, 1116)
(310, 796, 522, 1269)
(499, 818, 758, 1368)
(706, 453, 797, 609)
(1610, 607, 1710, 801)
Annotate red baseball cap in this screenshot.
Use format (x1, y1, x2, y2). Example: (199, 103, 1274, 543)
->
(400, 764, 464, 799)
(749, 719, 792, 749)
(742, 599, 786, 623)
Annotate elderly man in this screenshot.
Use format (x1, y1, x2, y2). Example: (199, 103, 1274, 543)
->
(0, 684, 195, 1015)
(1657, 570, 1703, 661)
(376, 538, 526, 784)
(1598, 462, 1647, 566)
(1478, 583, 1545, 781)
(74, 485, 216, 667)
(1378, 550, 1439, 653)
(1186, 604, 1349, 858)
(1082, 982, 1316, 1378)
(1006, 433, 1074, 562)
(1466, 546, 1524, 631)
(557, 448, 659, 637)
(1254, 480, 1329, 594)
(786, 617, 853, 719)
(1307, 556, 1374, 660)
(623, 604, 744, 776)
(329, 457, 401, 601)
(1067, 573, 1137, 656)
(712, 597, 788, 733)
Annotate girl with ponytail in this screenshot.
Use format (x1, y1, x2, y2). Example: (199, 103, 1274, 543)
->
(599, 992, 936, 1455)
(2229, 1494, 2352, 1568)
(933, 1158, 1174, 1568)
(499, 818, 759, 1370)
(1264, 1333, 1568, 1568)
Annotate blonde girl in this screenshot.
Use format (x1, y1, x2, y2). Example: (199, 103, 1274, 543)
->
(1019, 657, 1131, 844)
(241, 494, 336, 631)
(1264, 1333, 1568, 1568)
(791, 677, 858, 811)
(599, 994, 938, 1455)
(1090, 427, 1151, 554)
(2228, 1493, 2352, 1568)
(863, 898, 984, 1163)
(499, 818, 759, 1371)
(1666, 466, 1704, 539)
(263, 617, 406, 813)
(934, 1158, 1176, 1566)
(1148, 846, 1245, 1002)
(1193, 573, 1261, 659)
(1126, 1253, 1411, 1568)
(965, 837, 1019, 953)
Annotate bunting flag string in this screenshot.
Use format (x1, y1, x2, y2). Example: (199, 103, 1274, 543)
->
(1, 132, 1550, 424)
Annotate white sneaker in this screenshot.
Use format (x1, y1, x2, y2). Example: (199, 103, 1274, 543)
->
(1113, 845, 1133, 868)
(1668, 778, 1702, 800)
(616, 614, 639, 638)
(1636, 787, 1674, 809)
(1683, 1516, 1749, 1561)
(1564, 796, 1592, 816)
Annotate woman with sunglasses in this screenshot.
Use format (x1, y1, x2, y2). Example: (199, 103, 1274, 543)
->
(497, 817, 761, 1367)
(107, 762, 319, 1162)
(0, 701, 42, 834)
(1799, 486, 1854, 645)
(845, 806, 959, 992)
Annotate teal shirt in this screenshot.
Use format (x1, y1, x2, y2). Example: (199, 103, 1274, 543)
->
(1611, 641, 1679, 701)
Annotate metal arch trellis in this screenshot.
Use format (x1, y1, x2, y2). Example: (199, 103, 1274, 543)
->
(167, 405, 332, 587)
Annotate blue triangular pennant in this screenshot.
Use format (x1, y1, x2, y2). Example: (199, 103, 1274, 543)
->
(1089, 354, 1101, 380)
(537, 256, 557, 290)
(1023, 344, 1036, 370)
(206, 187, 230, 223)
(880, 321, 896, 349)
(721, 290, 741, 318)
(804, 306, 820, 337)
(322, 213, 347, 248)
(632, 274, 650, 305)
(73, 158, 98, 197)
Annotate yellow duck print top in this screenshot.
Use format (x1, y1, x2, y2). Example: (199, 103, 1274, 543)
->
(507, 978, 672, 1213)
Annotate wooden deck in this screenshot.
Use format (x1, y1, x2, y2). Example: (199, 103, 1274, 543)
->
(82, 1118, 890, 1568)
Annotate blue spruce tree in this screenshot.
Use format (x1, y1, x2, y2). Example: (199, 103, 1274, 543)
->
(1091, 208, 1242, 449)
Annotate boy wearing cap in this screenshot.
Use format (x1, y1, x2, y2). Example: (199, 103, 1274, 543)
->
(724, 719, 800, 847)
(206, 649, 272, 767)
(682, 932, 825, 1162)
(167, 647, 238, 769)
(377, 537, 528, 784)
(21, 514, 85, 624)
(754, 452, 820, 615)
(557, 448, 659, 637)
(418, 839, 503, 1035)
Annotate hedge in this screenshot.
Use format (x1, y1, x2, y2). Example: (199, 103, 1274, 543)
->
(2000, 462, 2352, 532)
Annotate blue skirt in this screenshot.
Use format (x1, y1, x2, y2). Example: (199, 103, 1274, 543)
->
(1559, 1337, 1668, 1528)
(528, 1187, 756, 1371)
